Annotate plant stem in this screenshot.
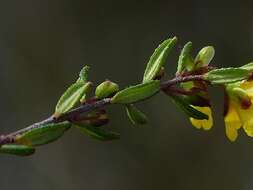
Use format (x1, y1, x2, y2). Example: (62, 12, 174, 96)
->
(160, 75, 205, 89)
(0, 75, 206, 146)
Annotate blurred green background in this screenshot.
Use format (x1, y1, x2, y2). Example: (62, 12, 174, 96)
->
(0, 0, 253, 189)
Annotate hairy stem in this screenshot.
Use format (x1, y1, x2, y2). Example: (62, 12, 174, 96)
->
(0, 74, 206, 146)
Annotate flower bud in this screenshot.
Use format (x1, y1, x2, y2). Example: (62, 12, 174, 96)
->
(195, 46, 215, 68)
(95, 80, 119, 99)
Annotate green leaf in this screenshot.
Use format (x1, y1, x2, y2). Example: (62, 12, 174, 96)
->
(177, 42, 194, 73)
(143, 37, 177, 83)
(195, 46, 215, 67)
(205, 68, 249, 84)
(126, 104, 148, 125)
(15, 122, 71, 146)
(79, 65, 90, 82)
(241, 62, 253, 71)
(111, 80, 160, 104)
(95, 80, 119, 99)
(0, 144, 35, 156)
(169, 95, 209, 120)
(74, 125, 120, 141)
(54, 81, 92, 117)
(79, 82, 93, 103)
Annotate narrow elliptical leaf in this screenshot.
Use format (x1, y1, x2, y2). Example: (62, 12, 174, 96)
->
(143, 37, 177, 83)
(74, 125, 120, 141)
(54, 81, 92, 117)
(0, 144, 35, 156)
(111, 80, 160, 104)
(169, 95, 209, 120)
(177, 42, 194, 73)
(205, 68, 249, 84)
(15, 122, 71, 146)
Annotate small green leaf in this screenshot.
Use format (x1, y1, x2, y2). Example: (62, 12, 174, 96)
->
(79, 65, 90, 82)
(241, 62, 253, 71)
(54, 81, 92, 117)
(177, 42, 194, 73)
(95, 80, 119, 99)
(80, 82, 93, 103)
(143, 37, 177, 83)
(126, 104, 147, 125)
(205, 68, 249, 84)
(111, 80, 160, 104)
(169, 95, 209, 120)
(184, 94, 211, 107)
(74, 125, 120, 141)
(15, 122, 71, 146)
(0, 144, 35, 156)
(195, 46, 215, 67)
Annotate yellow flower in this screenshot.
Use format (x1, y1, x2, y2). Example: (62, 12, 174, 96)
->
(224, 81, 253, 141)
(224, 101, 241, 141)
(190, 106, 213, 130)
(181, 81, 214, 130)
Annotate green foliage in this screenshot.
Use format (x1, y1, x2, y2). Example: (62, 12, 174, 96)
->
(79, 65, 90, 82)
(0, 144, 35, 156)
(95, 80, 119, 99)
(2, 36, 253, 156)
(143, 37, 177, 83)
(177, 42, 194, 73)
(240, 62, 253, 71)
(15, 122, 71, 146)
(54, 81, 92, 117)
(111, 80, 160, 104)
(169, 95, 209, 120)
(195, 46, 215, 68)
(126, 104, 148, 125)
(206, 68, 249, 84)
(74, 125, 120, 141)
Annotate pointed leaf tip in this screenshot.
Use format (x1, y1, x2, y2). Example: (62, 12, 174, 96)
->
(15, 122, 71, 146)
(169, 95, 209, 120)
(54, 81, 92, 117)
(177, 41, 194, 73)
(75, 125, 120, 141)
(111, 80, 160, 104)
(126, 104, 148, 125)
(206, 68, 249, 84)
(79, 65, 90, 82)
(143, 37, 177, 83)
(0, 144, 35, 156)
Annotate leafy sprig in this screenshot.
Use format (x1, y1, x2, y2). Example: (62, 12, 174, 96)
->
(0, 36, 252, 156)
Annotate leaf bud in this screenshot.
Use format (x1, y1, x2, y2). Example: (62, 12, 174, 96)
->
(95, 80, 119, 99)
(195, 46, 215, 68)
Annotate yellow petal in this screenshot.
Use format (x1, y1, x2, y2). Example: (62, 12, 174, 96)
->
(190, 118, 202, 129)
(189, 106, 213, 130)
(240, 81, 253, 90)
(231, 94, 253, 137)
(225, 124, 238, 142)
(234, 100, 253, 126)
(224, 102, 241, 129)
(224, 102, 241, 141)
(243, 119, 253, 137)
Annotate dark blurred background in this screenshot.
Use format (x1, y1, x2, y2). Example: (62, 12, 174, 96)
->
(0, 0, 253, 189)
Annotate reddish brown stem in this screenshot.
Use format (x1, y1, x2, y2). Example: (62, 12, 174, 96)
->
(0, 75, 207, 146)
